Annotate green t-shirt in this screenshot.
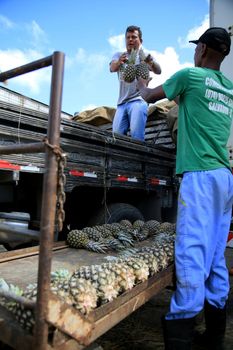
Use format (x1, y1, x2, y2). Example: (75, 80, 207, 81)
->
(163, 67, 233, 175)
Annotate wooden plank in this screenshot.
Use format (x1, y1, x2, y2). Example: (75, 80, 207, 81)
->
(52, 329, 85, 350)
(47, 293, 93, 346)
(0, 241, 68, 263)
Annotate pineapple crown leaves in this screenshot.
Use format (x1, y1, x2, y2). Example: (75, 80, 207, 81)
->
(0, 279, 23, 296)
(138, 48, 153, 64)
(51, 268, 71, 281)
(0, 281, 24, 308)
(127, 48, 138, 65)
(9, 284, 23, 296)
(0, 278, 9, 292)
(139, 48, 147, 62)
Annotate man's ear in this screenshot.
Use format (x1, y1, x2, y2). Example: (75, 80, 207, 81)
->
(201, 43, 208, 56)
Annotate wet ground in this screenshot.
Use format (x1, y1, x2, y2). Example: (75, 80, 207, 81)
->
(95, 247, 233, 350)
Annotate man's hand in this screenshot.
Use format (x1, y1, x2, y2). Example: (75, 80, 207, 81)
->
(137, 77, 151, 90)
(118, 52, 128, 65)
(144, 54, 161, 74)
(110, 52, 128, 72)
(144, 54, 153, 64)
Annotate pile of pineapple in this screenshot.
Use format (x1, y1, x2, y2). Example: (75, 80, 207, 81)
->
(120, 48, 151, 83)
(67, 219, 176, 253)
(0, 230, 175, 334)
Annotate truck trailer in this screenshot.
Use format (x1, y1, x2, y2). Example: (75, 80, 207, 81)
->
(0, 0, 232, 348)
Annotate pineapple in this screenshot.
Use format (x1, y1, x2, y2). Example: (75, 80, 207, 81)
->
(122, 49, 137, 83)
(69, 277, 98, 314)
(154, 234, 174, 263)
(51, 268, 71, 282)
(50, 269, 73, 305)
(0, 281, 24, 313)
(119, 219, 133, 229)
(73, 264, 120, 304)
(95, 224, 114, 238)
(67, 229, 108, 253)
(12, 270, 72, 333)
(122, 257, 149, 283)
(67, 229, 88, 248)
(137, 252, 159, 276)
(143, 220, 161, 236)
(133, 219, 145, 230)
(0, 281, 34, 333)
(11, 283, 36, 333)
(83, 226, 102, 241)
(102, 262, 135, 293)
(136, 227, 149, 241)
(158, 222, 176, 235)
(163, 243, 174, 264)
(151, 247, 169, 270)
(108, 222, 122, 234)
(135, 48, 150, 80)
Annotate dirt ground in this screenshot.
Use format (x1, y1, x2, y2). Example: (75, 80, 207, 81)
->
(94, 247, 233, 350)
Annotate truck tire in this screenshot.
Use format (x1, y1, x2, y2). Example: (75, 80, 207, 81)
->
(88, 202, 144, 226)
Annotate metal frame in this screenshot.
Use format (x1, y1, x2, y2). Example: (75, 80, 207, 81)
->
(0, 51, 65, 350)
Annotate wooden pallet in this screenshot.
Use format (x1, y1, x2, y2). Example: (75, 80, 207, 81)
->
(0, 243, 174, 349)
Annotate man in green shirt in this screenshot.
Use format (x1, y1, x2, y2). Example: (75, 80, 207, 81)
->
(137, 27, 233, 349)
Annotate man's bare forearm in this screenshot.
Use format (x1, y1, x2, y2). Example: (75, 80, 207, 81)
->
(137, 78, 166, 103)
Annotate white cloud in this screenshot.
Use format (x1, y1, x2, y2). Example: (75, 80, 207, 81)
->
(26, 20, 48, 49)
(75, 48, 86, 63)
(31, 21, 47, 43)
(75, 48, 109, 82)
(108, 34, 125, 52)
(79, 104, 97, 112)
(0, 19, 50, 95)
(75, 48, 107, 70)
(178, 15, 209, 48)
(0, 49, 50, 93)
(0, 15, 14, 29)
(148, 47, 193, 88)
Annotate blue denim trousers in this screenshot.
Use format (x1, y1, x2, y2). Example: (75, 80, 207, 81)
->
(112, 99, 147, 141)
(166, 168, 233, 320)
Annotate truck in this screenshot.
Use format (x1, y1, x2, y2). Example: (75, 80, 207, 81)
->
(0, 77, 177, 250)
(0, 0, 232, 348)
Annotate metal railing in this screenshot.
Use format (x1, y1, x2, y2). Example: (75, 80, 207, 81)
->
(0, 51, 65, 350)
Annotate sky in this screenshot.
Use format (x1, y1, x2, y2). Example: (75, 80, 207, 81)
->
(0, 0, 210, 115)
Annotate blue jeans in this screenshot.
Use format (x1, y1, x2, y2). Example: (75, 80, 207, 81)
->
(112, 99, 148, 141)
(166, 168, 233, 320)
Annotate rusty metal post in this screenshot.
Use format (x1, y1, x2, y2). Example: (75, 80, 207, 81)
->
(0, 142, 45, 155)
(0, 55, 52, 82)
(33, 51, 65, 350)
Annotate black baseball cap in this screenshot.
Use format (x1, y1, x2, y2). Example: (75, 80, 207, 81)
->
(189, 27, 231, 56)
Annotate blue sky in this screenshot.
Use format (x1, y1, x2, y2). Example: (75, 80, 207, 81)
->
(0, 0, 210, 115)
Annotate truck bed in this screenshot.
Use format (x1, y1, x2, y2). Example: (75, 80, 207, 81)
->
(0, 86, 176, 193)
